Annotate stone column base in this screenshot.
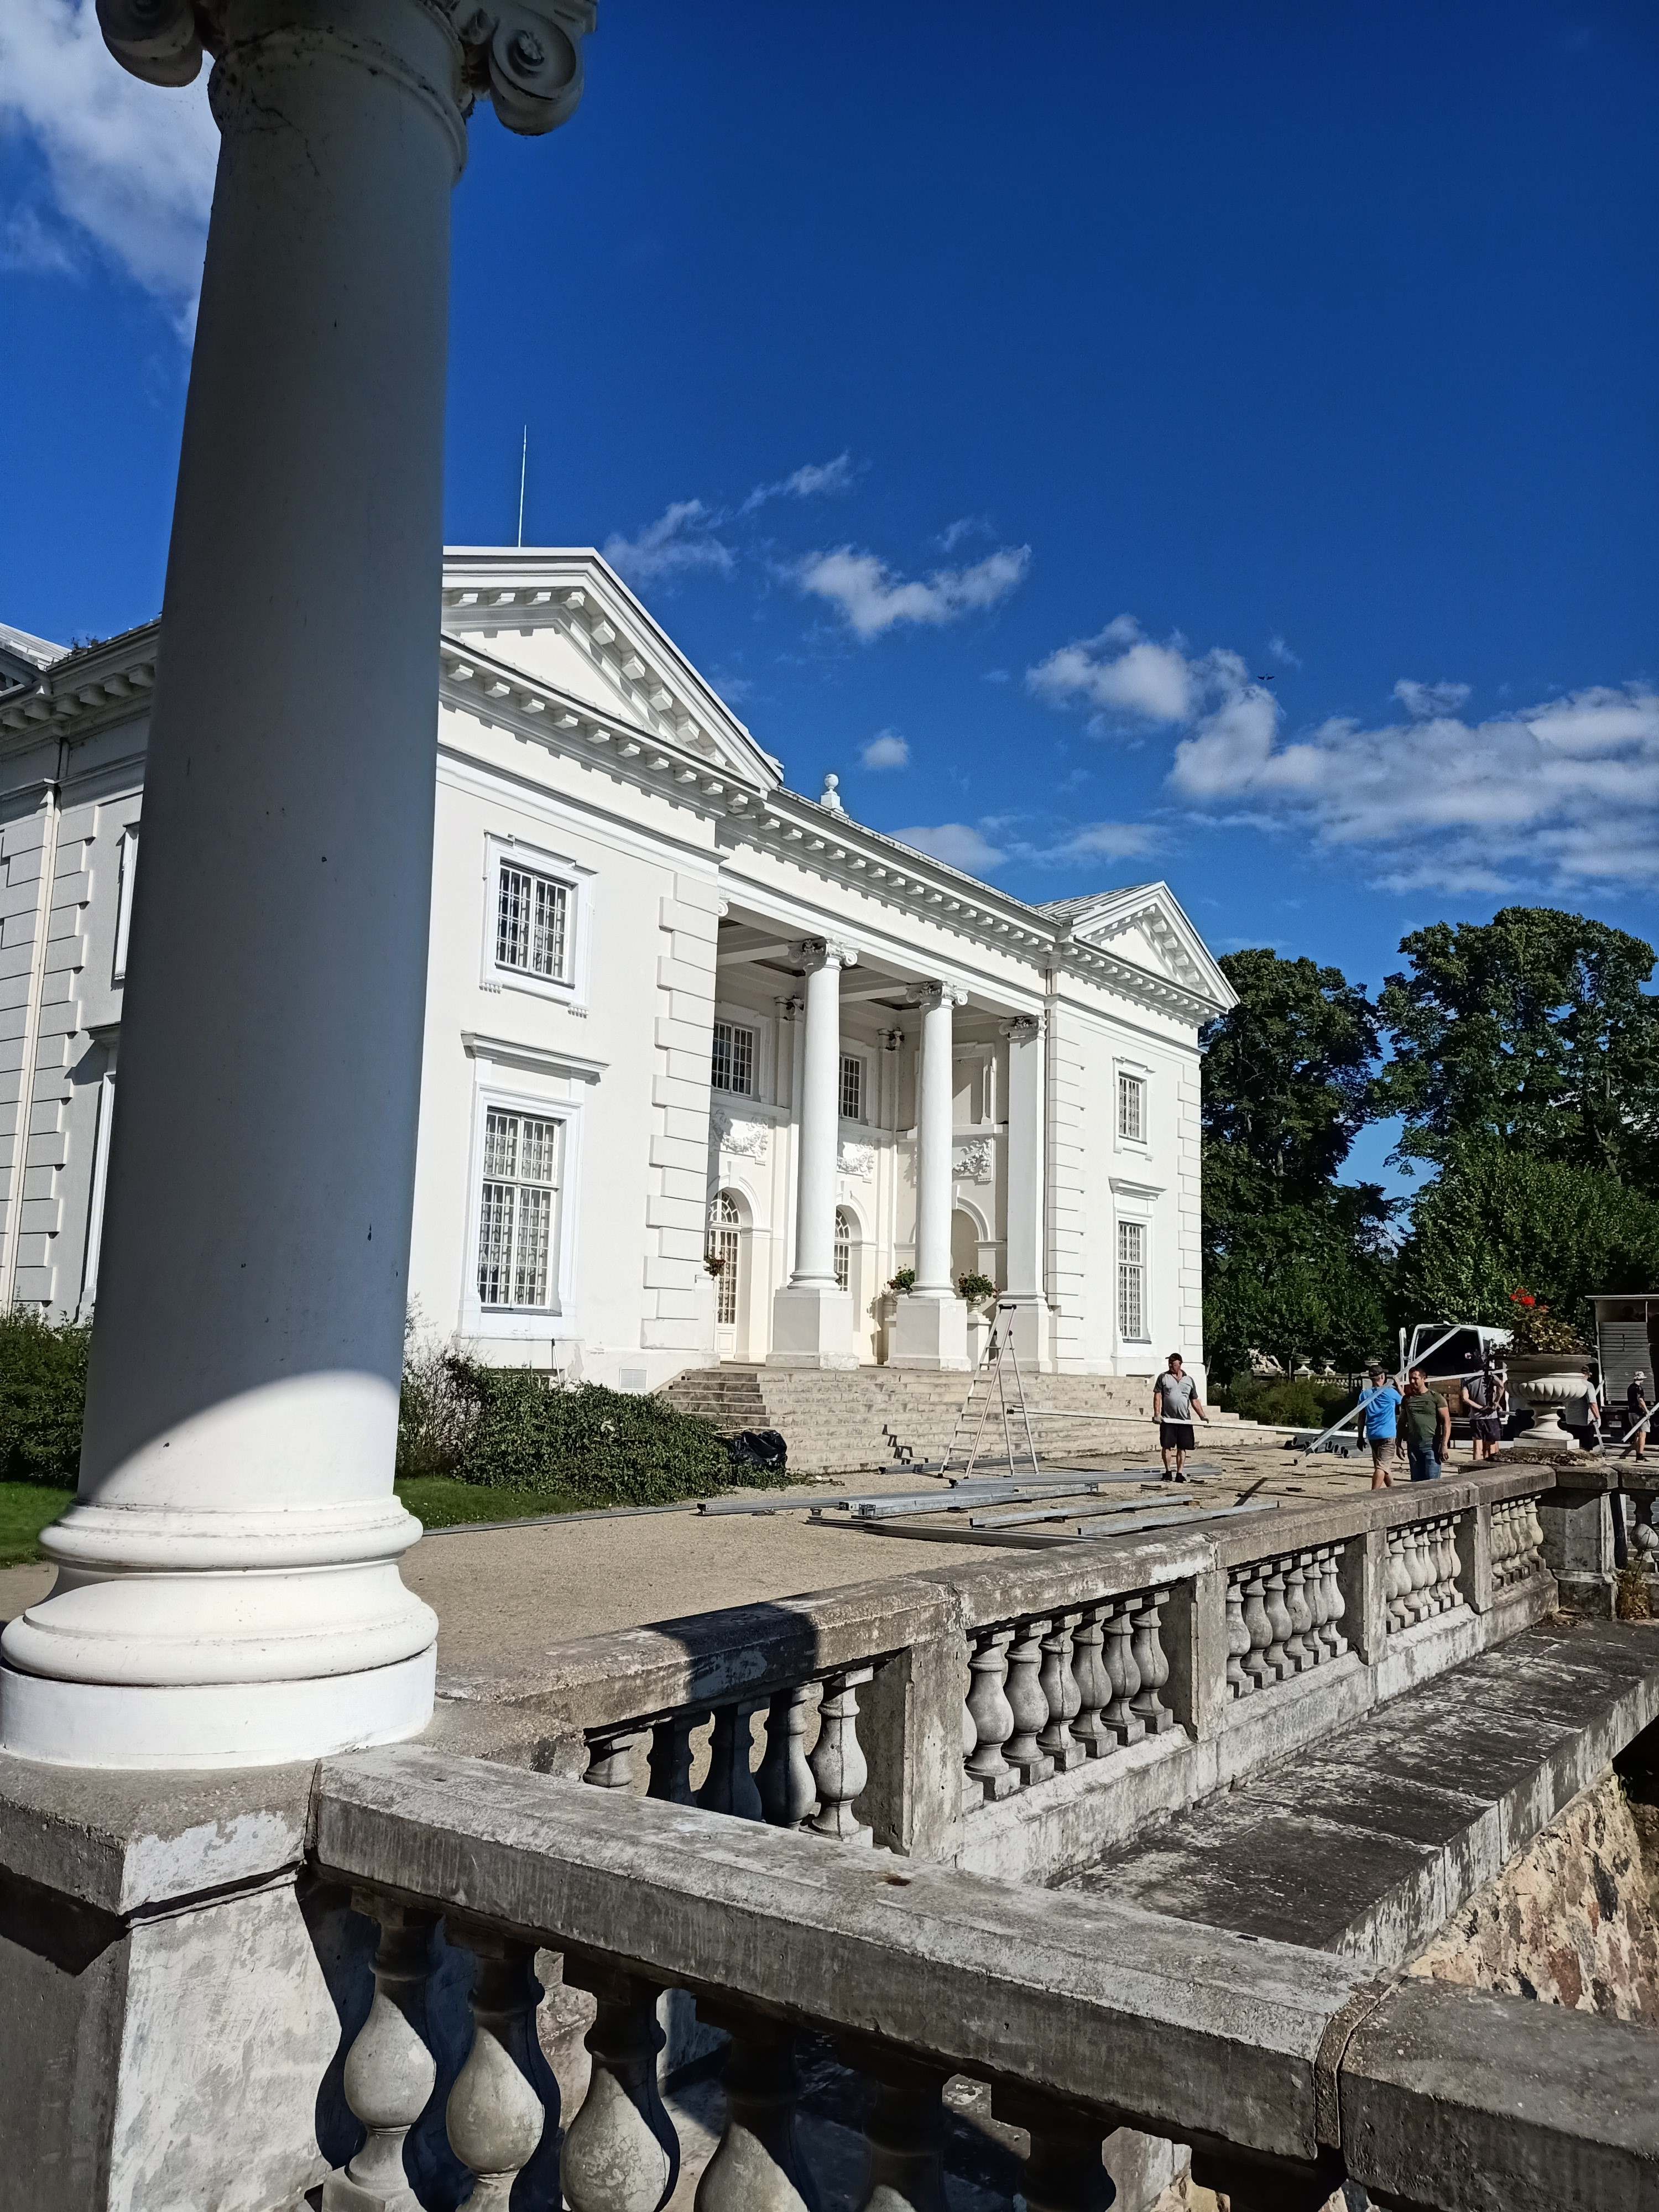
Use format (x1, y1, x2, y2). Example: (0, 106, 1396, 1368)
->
(887, 1292, 971, 1372)
(767, 1284, 858, 1369)
(995, 1294, 1051, 1373)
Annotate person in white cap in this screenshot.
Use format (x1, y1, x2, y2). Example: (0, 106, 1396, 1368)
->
(1622, 1370, 1651, 1463)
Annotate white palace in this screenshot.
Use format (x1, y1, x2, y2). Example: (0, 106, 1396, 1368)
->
(0, 550, 1234, 1388)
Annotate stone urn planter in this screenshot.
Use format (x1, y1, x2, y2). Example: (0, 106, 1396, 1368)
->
(1507, 1352, 1592, 1448)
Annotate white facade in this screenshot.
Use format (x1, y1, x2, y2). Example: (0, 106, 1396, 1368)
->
(0, 556, 1235, 1388)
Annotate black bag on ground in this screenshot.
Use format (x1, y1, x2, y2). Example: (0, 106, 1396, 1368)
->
(728, 1428, 787, 1474)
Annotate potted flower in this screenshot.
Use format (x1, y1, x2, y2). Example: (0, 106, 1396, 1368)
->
(957, 1272, 1000, 1364)
(1504, 1289, 1592, 1447)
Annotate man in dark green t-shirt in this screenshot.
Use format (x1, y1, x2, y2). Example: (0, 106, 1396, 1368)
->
(1400, 1366, 1452, 1481)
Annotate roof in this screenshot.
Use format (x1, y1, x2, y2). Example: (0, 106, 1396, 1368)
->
(0, 623, 66, 670)
(1035, 888, 1159, 925)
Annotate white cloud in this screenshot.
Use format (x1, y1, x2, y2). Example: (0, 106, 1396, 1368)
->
(859, 730, 910, 771)
(1267, 634, 1303, 668)
(1029, 606, 1659, 890)
(602, 500, 734, 584)
(1, 205, 79, 278)
(0, 0, 216, 330)
(1036, 821, 1159, 864)
(741, 452, 855, 513)
(938, 515, 995, 552)
(1394, 677, 1472, 719)
(895, 822, 1008, 873)
(797, 544, 1030, 640)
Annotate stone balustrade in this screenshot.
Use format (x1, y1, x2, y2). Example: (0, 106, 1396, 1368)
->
(312, 1740, 1659, 2212)
(430, 1469, 1559, 1880)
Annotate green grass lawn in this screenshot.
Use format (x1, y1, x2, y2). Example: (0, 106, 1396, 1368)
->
(0, 1483, 75, 1568)
(394, 1477, 590, 1530)
(0, 1478, 592, 1570)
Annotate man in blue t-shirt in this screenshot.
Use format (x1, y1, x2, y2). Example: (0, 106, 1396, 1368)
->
(1357, 1363, 1404, 1490)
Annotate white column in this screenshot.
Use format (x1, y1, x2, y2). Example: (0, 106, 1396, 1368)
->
(999, 1014, 1051, 1370)
(889, 984, 969, 1372)
(769, 941, 858, 1368)
(0, 0, 594, 1770)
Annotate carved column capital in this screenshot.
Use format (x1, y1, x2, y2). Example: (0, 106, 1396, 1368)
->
(914, 980, 968, 1011)
(97, 0, 597, 139)
(794, 937, 859, 974)
(1000, 1013, 1042, 1040)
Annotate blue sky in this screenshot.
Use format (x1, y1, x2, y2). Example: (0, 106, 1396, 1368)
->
(4, 2, 1656, 1201)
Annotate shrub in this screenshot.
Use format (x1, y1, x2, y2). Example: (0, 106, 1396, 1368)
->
(1211, 1372, 1354, 1431)
(956, 1272, 999, 1306)
(0, 1309, 91, 1486)
(444, 1361, 782, 1505)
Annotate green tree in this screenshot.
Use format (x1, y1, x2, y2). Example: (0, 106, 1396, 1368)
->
(1395, 1144, 1659, 1344)
(1378, 908, 1659, 1192)
(1201, 950, 1391, 1375)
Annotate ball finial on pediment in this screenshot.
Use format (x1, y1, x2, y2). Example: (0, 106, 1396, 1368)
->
(820, 772, 846, 816)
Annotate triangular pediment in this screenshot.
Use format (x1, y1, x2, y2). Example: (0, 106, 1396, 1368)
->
(441, 549, 780, 794)
(1042, 883, 1237, 1011)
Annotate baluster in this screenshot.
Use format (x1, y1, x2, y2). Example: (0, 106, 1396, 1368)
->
(648, 1709, 706, 1806)
(1489, 1503, 1511, 1592)
(1070, 1604, 1113, 1755)
(1037, 1614, 1087, 1771)
(1445, 1517, 1464, 1607)
(1433, 1518, 1456, 1611)
(323, 1896, 437, 2212)
(1301, 1549, 1329, 1668)
(1129, 1590, 1173, 1734)
(998, 2089, 1112, 2212)
(1525, 1497, 1545, 1574)
(806, 1665, 873, 1842)
(758, 1683, 818, 1828)
(1282, 1555, 1314, 1672)
(695, 2004, 818, 2212)
(1384, 1531, 1408, 1633)
(1323, 1545, 1348, 1657)
(1408, 1523, 1434, 1623)
(1100, 1600, 1145, 1745)
(444, 1923, 559, 2212)
(561, 1961, 679, 2212)
(699, 1699, 765, 1822)
(846, 2043, 947, 2212)
(1240, 1568, 1274, 1691)
(1224, 1574, 1251, 1698)
(1005, 1618, 1058, 1781)
(1261, 1562, 1294, 1680)
(585, 1723, 645, 1791)
(964, 1627, 1019, 1799)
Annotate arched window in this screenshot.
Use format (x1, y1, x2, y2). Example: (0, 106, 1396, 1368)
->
(708, 1191, 740, 1327)
(834, 1207, 854, 1293)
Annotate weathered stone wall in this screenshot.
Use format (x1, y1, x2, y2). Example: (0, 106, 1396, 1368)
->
(1405, 1768, 1659, 2022)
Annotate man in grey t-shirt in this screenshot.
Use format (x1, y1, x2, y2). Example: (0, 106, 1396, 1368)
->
(1153, 1353, 1208, 1481)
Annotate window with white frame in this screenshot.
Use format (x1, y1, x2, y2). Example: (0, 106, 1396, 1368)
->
(1118, 1070, 1146, 1144)
(1117, 1219, 1147, 1340)
(834, 1207, 854, 1292)
(495, 859, 570, 984)
(838, 1051, 864, 1123)
(477, 1107, 562, 1310)
(708, 1192, 740, 1327)
(112, 826, 139, 985)
(711, 1018, 756, 1097)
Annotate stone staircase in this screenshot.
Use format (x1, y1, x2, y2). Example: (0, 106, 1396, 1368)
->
(658, 1362, 1253, 1477)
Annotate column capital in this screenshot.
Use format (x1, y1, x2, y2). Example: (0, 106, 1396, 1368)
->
(914, 980, 968, 1011)
(97, 0, 597, 138)
(793, 937, 859, 974)
(774, 993, 804, 1024)
(1000, 1013, 1043, 1040)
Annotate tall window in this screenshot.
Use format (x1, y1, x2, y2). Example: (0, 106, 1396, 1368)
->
(708, 1192, 740, 1327)
(838, 1051, 864, 1122)
(496, 861, 569, 983)
(834, 1207, 854, 1292)
(112, 825, 139, 985)
(1117, 1220, 1147, 1340)
(477, 1108, 561, 1308)
(711, 1019, 756, 1096)
(1118, 1071, 1145, 1143)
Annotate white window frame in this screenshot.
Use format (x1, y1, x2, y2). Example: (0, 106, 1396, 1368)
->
(838, 1047, 869, 1125)
(79, 1053, 118, 1313)
(460, 1075, 584, 1341)
(481, 833, 593, 1009)
(112, 825, 139, 986)
(711, 1000, 775, 1105)
(1114, 1055, 1152, 1156)
(1117, 1216, 1150, 1345)
(712, 1016, 759, 1099)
